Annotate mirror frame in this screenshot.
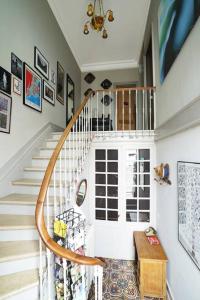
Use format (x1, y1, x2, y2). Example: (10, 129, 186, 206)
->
(76, 179, 87, 207)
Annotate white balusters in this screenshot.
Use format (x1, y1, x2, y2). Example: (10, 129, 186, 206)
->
(94, 265, 103, 300)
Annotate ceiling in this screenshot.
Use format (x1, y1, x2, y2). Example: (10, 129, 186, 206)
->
(47, 0, 150, 72)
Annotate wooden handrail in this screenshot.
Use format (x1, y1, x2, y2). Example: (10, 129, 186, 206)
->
(35, 91, 105, 266)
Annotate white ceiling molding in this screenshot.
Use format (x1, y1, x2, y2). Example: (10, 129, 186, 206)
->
(81, 59, 138, 72)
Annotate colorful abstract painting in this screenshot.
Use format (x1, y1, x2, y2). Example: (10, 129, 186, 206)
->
(23, 63, 42, 112)
(159, 0, 200, 83)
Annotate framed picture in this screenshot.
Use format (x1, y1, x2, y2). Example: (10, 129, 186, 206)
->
(0, 92, 12, 133)
(178, 161, 200, 270)
(51, 69, 56, 85)
(13, 77, 22, 96)
(0, 66, 11, 95)
(11, 53, 23, 80)
(66, 74, 75, 125)
(43, 80, 55, 106)
(56, 62, 64, 105)
(23, 63, 42, 112)
(34, 46, 49, 79)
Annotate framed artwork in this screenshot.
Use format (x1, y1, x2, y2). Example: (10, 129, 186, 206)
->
(11, 53, 23, 80)
(51, 69, 56, 85)
(66, 74, 75, 125)
(0, 92, 12, 133)
(34, 46, 49, 79)
(159, 1, 200, 83)
(56, 62, 64, 105)
(43, 80, 55, 106)
(13, 77, 22, 96)
(23, 63, 42, 112)
(0, 66, 11, 95)
(178, 161, 200, 270)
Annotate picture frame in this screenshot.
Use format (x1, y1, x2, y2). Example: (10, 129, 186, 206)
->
(11, 53, 23, 80)
(66, 74, 75, 125)
(13, 77, 22, 96)
(23, 63, 42, 112)
(178, 161, 200, 270)
(43, 80, 55, 106)
(51, 69, 56, 85)
(56, 62, 64, 105)
(34, 46, 49, 80)
(0, 91, 12, 134)
(0, 66, 11, 95)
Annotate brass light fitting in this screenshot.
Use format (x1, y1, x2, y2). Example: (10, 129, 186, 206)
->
(83, 0, 114, 39)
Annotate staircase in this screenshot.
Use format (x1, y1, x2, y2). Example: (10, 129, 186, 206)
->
(0, 131, 65, 299)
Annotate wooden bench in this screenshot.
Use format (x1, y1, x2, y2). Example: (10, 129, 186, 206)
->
(133, 231, 168, 300)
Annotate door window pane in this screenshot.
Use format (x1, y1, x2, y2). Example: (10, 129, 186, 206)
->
(107, 174, 118, 185)
(107, 150, 118, 160)
(139, 162, 150, 172)
(139, 174, 150, 185)
(95, 150, 106, 160)
(107, 162, 118, 173)
(139, 212, 150, 222)
(96, 174, 106, 184)
(107, 186, 118, 197)
(139, 199, 150, 210)
(126, 199, 137, 210)
(139, 149, 150, 160)
(139, 187, 150, 198)
(96, 186, 106, 196)
(107, 210, 118, 221)
(108, 198, 118, 209)
(96, 198, 106, 208)
(126, 212, 137, 222)
(95, 162, 106, 172)
(96, 210, 106, 220)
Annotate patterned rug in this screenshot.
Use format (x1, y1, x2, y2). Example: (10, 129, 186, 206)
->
(88, 258, 163, 300)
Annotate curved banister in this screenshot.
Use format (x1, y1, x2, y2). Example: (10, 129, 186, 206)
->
(35, 91, 105, 267)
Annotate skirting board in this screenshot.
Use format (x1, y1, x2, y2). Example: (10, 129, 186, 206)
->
(0, 122, 63, 197)
(167, 280, 174, 300)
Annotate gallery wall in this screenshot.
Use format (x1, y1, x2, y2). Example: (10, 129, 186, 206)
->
(0, 0, 81, 168)
(143, 1, 200, 299)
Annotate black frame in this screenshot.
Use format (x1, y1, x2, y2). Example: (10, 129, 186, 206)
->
(76, 179, 87, 207)
(0, 66, 11, 95)
(34, 46, 49, 80)
(11, 52, 23, 80)
(177, 160, 200, 271)
(42, 80, 55, 106)
(66, 74, 75, 125)
(56, 61, 65, 105)
(23, 63, 42, 113)
(0, 91, 12, 134)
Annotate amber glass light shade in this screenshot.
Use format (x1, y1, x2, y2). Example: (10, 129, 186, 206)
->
(108, 10, 114, 22)
(91, 16, 104, 31)
(87, 3, 94, 17)
(83, 24, 89, 35)
(102, 29, 108, 39)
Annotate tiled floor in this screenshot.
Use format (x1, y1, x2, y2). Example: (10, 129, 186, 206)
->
(88, 258, 163, 300)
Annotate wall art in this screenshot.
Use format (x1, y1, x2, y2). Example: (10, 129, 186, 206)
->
(84, 72, 95, 84)
(13, 77, 22, 96)
(11, 53, 23, 80)
(159, 0, 200, 83)
(66, 74, 74, 124)
(178, 161, 200, 270)
(101, 79, 112, 89)
(34, 46, 49, 79)
(43, 80, 55, 106)
(51, 69, 56, 85)
(23, 63, 42, 112)
(56, 62, 64, 105)
(0, 91, 12, 133)
(0, 66, 11, 95)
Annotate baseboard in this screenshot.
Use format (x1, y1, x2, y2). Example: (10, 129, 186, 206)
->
(0, 122, 63, 197)
(167, 280, 174, 300)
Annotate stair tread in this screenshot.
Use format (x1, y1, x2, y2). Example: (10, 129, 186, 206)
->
(32, 155, 79, 160)
(0, 268, 38, 299)
(0, 215, 35, 230)
(12, 178, 70, 187)
(24, 166, 76, 172)
(0, 240, 40, 263)
(0, 193, 59, 205)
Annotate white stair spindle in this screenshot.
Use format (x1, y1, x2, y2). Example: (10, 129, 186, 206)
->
(149, 89, 152, 132)
(129, 89, 131, 131)
(115, 90, 118, 131)
(123, 90, 125, 131)
(39, 238, 43, 300)
(97, 91, 99, 134)
(142, 89, 145, 133)
(63, 258, 67, 300)
(136, 90, 138, 132)
(109, 90, 112, 131)
(103, 91, 105, 133)
(59, 149, 63, 213)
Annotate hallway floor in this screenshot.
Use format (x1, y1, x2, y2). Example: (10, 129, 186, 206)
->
(89, 258, 164, 300)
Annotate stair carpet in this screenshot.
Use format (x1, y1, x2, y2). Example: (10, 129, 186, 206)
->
(0, 131, 80, 299)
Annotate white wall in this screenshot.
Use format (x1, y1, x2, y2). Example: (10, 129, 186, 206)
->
(0, 0, 81, 168)
(156, 126, 200, 300)
(144, 2, 200, 299)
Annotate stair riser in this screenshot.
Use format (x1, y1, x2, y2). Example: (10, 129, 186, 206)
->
(12, 185, 75, 196)
(24, 170, 76, 181)
(2, 284, 39, 300)
(0, 254, 45, 276)
(31, 158, 80, 168)
(46, 139, 89, 148)
(0, 204, 54, 216)
(51, 133, 89, 140)
(0, 229, 38, 241)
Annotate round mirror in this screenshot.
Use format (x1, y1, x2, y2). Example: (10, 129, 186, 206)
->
(76, 179, 87, 207)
